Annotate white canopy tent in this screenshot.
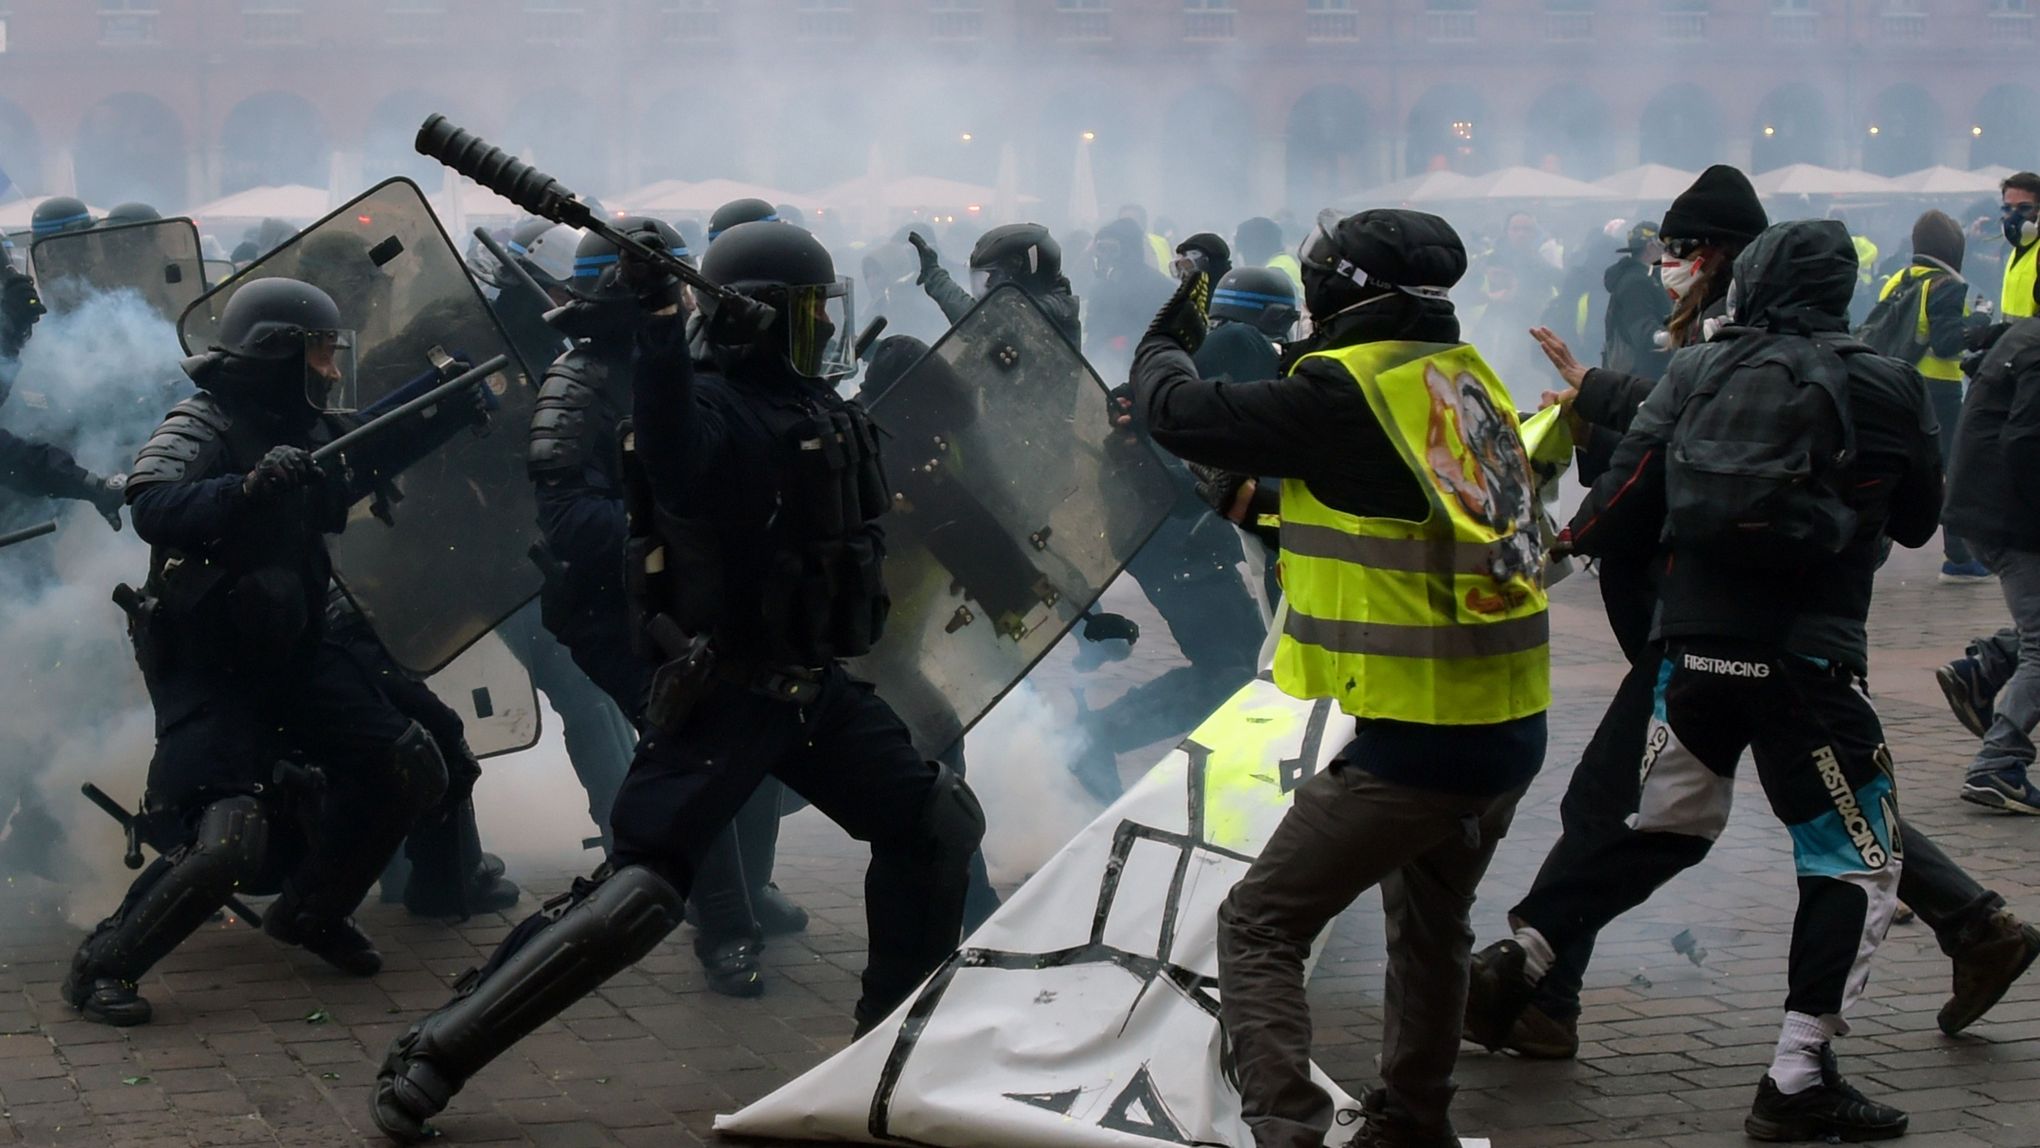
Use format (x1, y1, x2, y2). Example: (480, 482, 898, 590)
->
(1751, 164, 1900, 198)
(1885, 166, 2008, 196)
(1594, 163, 1700, 201)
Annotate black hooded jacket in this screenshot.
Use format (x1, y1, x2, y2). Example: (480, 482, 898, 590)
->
(1600, 255, 1670, 381)
(1943, 315, 2040, 551)
(1574, 221, 1941, 672)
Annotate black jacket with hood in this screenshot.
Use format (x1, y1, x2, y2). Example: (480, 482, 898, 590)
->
(1576, 220, 1941, 673)
(1943, 314, 2040, 552)
(1600, 255, 1671, 382)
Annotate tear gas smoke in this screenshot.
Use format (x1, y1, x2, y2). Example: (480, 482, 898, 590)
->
(962, 681, 1103, 886)
(0, 289, 186, 926)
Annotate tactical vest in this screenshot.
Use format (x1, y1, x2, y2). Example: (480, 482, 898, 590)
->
(1274, 341, 1551, 725)
(1876, 265, 1967, 382)
(621, 391, 891, 669)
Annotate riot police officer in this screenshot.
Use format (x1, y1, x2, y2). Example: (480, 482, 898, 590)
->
(1196, 265, 1297, 383)
(104, 202, 163, 226)
(2, 262, 127, 525)
(372, 222, 986, 1142)
(705, 196, 779, 243)
(528, 219, 799, 997)
(63, 278, 468, 1026)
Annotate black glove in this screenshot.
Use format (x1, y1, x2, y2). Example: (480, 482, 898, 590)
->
(241, 445, 320, 503)
(86, 472, 126, 531)
(1106, 380, 1136, 430)
(1, 270, 43, 323)
(703, 291, 777, 346)
(1145, 270, 1210, 357)
(1185, 461, 1249, 518)
(1081, 611, 1141, 646)
(619, 223, 686, 314)
(907, 232, 941, 285)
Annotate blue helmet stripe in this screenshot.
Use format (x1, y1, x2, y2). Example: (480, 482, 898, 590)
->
(1214, 288, 1295, 307)
(32, 212, 92, 235)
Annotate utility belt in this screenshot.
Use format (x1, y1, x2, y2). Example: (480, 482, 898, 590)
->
(638, 612, 824, 734)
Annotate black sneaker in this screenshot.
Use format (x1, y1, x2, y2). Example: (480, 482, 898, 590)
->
(1745, 1044, 1907, 1142)
(1936, 656, 1996, 738)
(1941, 909, 2040, 1035)
(700, 936, 764, 998)
(752, 883, 809, 936)
(1461, 939, 1536, 1053)
(63, 970, 152, 1027)
(265, 910, 384, 977)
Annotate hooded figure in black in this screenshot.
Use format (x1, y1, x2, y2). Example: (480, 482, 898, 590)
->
(1600, 220, 1671, 381)
(907, 221, 1081, 346)
(62, 278, 495, 1028)
(1085, 216, 1176, 370)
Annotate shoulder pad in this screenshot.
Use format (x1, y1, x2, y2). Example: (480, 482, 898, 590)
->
(529, 368, 593, 477)
(128, 396, 230, 491)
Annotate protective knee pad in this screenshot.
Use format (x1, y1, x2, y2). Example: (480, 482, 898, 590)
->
(392, 864, 683, 1085)
(390, 721, 451, 813)
(79, 796, 270, 982)
(918, 762, 987, 866)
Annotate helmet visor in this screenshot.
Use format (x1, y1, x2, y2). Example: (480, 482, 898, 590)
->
(303, 328, 359, 413)
(785, 277, 855, 379)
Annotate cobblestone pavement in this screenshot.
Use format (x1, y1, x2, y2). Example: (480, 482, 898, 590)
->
(3, 540, 2036, 1147)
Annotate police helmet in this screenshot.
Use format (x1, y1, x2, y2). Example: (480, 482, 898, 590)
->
(968, 223, 1061, 292)
(214, 277, 345, 361)
(1210, 267, 1299, 338)
(707, 198, 780, 243)
(31, 197, 94, 238)
(701, 221, 853, 380)
(517, 223, 582, 291)
(570, 217, 691, 302)
(104, 202, 162, 226)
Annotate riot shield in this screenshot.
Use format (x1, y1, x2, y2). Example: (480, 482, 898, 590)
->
(30, 218, 206, 322)
(178, 178, 542, 675)
(426, 629, 542, 759)
(851, 285, 1179, 758)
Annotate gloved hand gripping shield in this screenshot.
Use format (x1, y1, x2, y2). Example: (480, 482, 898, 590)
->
(849, 284, 1179, 758)
(30, 218, 209, 322)
(178, 178, 542, 675)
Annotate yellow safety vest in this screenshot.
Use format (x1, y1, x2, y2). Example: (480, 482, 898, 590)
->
(1877, 265, 1967, 383)
(1851, 235, 1880, 286)
(1266, 252, 1304, 297)
(2004, 242, 2037, 319)
(1274, 341, 1551, 725)
(1145, 232, 1172, 272)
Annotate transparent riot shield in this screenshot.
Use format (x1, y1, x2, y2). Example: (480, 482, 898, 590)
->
(850, 284, 1180, 758)
(30, 218, 207, 322)
(426, 629, 542, 759)
(178, 178, 541, 675)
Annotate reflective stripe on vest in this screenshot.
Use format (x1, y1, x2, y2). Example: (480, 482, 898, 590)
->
(1878, 265, 1966, 382)
(2005, 243, 2037, 319)
(1273, 341, 1551, 725)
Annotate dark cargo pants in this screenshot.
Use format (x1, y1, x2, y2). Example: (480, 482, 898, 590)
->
(1218, 762, 1530, 1148)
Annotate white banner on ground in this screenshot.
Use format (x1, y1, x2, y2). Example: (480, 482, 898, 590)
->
(716, 677, 1489, 1148)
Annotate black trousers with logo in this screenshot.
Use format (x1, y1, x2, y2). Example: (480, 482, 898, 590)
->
(1516, 642, 1901, 1021)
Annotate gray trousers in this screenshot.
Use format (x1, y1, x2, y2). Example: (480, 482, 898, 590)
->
(1971, 545, 2040, 778)
(1217, 765, 1527, 1148)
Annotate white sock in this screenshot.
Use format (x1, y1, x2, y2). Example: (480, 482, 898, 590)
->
(1769, 1011, 1841, 1095)
(1512, 926, 1556, 982)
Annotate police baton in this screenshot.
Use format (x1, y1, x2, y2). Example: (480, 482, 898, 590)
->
(0, 519, 57, 550)
(311, 354, 510, 465)
(78, 783, 265, 930)
(416, 116, 741, 310)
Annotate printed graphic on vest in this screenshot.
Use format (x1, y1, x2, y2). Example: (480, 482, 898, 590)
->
(1420, 361, 1539, 583)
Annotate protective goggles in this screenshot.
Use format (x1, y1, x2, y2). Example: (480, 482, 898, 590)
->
(1298, 208, 1450, 302)
(1661, 236, 1708, 260)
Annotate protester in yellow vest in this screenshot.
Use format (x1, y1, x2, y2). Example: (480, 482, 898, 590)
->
(1235, 215, 1305, 296)
(1121, 207, 1548, 1148)
(1868, 210, 1988, 580)
(1999, 171, 2040, 318)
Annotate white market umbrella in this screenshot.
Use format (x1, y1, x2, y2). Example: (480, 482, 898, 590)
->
(1068, 135, 1099, 229)
(1426, 166, 1618, 202)
(1342, 169, 1471, 207)
(1751, 164, 1899, 197)
(1886, 165, 2003, 195)
(618, 178, 819, 216)
(187, 184, 330, 225)
(1595, 163, 1699, 201)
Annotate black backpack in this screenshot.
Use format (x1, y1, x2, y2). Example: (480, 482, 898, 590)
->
(1853, 271, 1934, 364)
(1664, 331, 1860, 568)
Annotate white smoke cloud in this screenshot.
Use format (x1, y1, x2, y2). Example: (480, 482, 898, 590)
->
(0, 289, 186, 926)
(963, 681, 1103, 886)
